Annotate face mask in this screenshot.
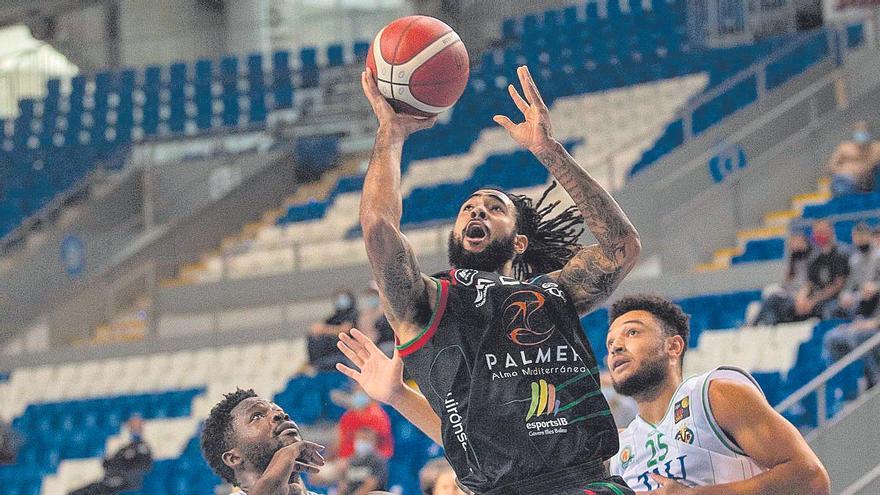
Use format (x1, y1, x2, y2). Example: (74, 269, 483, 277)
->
(858, 243, 871, 253)
(812, 232, 831, 249)
(354, 439, 375, 457)
(351, 391, 370, 409)
(131, 433, 142, 443)
(364, 294, 380, 309)
(334, 294, 352, 311)
(854, 131, 871, 144)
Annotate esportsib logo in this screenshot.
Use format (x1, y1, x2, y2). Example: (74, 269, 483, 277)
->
(526, 379, 560, 420)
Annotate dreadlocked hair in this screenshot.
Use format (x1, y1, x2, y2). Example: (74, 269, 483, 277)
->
(488, 182, 585, 280)
(201, 388, 258, 484)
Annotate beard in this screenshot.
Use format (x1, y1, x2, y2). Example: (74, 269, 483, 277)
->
(447, 230, 517, 274)
(611, 350, 669, 400)
(241, 437, 285, 476)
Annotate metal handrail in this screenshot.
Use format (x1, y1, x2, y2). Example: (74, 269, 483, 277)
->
(682, 28, 825, 114)
(840, 460, 880, 495)
(775, 330, 880, 426)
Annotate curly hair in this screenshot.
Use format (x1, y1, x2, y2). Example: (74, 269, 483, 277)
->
(486, 182, 585, 280)
(610, 294, 690, 361)
(200, 388, 258, 483)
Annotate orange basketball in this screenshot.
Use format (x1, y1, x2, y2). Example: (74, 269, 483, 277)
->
(366, 15, 470, 117)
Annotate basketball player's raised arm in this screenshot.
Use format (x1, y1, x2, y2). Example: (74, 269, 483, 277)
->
(648, 379, 830, 495)
(494, 66, 640, 314)
(336, 328, 443, 445)
(359, 69, 439, 334)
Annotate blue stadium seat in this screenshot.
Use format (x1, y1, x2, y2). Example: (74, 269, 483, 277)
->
(327, 44, 345, 67)
(299, 47, 320, 88)
(194, 59, 213, 130)
(272, 51, 294, 109)
(220, 56, 240, 127)
(353, 40, 370, 62)
(247, 54, 268, 123)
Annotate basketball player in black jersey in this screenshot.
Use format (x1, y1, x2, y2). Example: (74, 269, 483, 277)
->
(350, 64, 641, 495)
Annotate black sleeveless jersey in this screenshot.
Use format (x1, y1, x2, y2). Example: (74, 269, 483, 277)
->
(397, 269, 619, 495)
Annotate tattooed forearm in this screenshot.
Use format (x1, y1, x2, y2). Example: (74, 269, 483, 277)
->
(360, 128, 432, 328)
(534, 140, 639, 264)
(534, 140, 640, 313)
(369, 239, 431, 326)
(558, 246, 625, 314)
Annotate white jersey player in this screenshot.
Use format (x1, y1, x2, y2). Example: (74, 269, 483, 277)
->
(611, 367, 763, 490)
(604, 295, 830, 495)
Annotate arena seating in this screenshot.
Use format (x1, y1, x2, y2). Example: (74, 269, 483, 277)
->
(165, 0, 867, 286)
(0, 41, 368, 241)
(0, 283, 864, 493)
(630, 23, 866, 177)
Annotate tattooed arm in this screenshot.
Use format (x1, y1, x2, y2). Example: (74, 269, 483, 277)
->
(359, 69, 439, 340)
(494, 66, 640, 315)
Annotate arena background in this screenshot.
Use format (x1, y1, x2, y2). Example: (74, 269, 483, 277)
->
(0, 0, 878, 493)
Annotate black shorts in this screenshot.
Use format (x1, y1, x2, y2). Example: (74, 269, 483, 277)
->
(469, 475, 635, 495)
(579, 476, 636, 495)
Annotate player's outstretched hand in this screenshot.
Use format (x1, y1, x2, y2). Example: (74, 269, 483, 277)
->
(336, 328, 405, 405)
(362, 68, 438, 139)
(493, 65, 555, 154)
(275, 440, 326, 475)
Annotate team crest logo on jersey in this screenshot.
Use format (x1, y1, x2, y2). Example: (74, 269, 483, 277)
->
(674, 396, 691, 423)
(675, 425, 695, 444)
(619, 445, 635, 469)
(541, 282, 567, 302)
(502, 290, 556, 346)
(453, 269, 478, 286)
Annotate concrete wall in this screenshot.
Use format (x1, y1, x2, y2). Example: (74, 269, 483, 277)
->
(808, 387, 880, 494)
(224, 0, 271, 58)
(117, 0, 226, 68)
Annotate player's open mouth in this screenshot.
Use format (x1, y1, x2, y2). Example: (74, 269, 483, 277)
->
(275, 421, 299, 437)
(464, 221, 488, 242)
(611, 358, 631, 372)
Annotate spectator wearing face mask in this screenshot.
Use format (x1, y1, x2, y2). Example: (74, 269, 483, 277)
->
(336, 385, 394, 461)
(308, 289, 359, 372)
(337, 428, 388, 495)
(833, 223, 880, 318)
(826, 121, 880, 196)
(754, 221, 850, 324)
(357, 282, 396, 355)
(749, 231, 813, 325)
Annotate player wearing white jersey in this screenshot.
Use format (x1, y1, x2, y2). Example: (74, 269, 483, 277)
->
(604, 295, 830, 495)
(200, 389, 325, 495)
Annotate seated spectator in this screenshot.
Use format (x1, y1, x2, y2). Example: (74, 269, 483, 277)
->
(308, 289, 359, 371)
(69, 415, 153, 495)
(337, 428, 388, 495)
(0, 418, 22, 465)
(357, 282, 396, 355)
(826, 121, 880, 196)
(755, 221, 850, 324)
(834, 223, 880, 318)
(823, 315, 880, 389)
(749, 230, 814, 325)
(337, 384, 394, 461)
(419, 458, 468, 495)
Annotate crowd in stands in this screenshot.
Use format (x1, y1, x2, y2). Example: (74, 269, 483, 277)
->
(307, 283, 395, 373)
(746, 123, 880, 388)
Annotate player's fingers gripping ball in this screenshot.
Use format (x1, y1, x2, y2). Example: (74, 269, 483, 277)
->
(367, 15, 470, 117)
